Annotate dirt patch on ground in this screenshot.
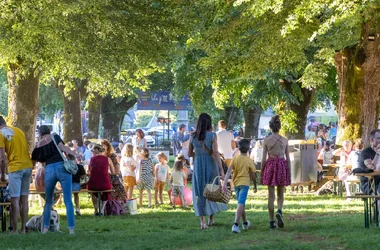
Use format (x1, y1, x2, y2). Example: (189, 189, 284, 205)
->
(293, 234, 326, 243)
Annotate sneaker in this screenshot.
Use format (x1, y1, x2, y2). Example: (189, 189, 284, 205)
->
(232, 224, 241, 233)
(75, 209, 81, 216)
(276, 212, 284, 228)
(242, 220, 251, 230)
(269, 221, 277, 229)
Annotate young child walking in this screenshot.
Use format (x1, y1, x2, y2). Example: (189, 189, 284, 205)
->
(136, 148, 154, 208)
(170, 160, 187, 209)
(261, 115, 291, 229)
(154, 152, 169, 205)
(223, 139, 257, 233)
(120, 144, 137, 200)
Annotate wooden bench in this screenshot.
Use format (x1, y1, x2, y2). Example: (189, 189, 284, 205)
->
(346, 194, 380, 228)
(0, 202, 11, 232)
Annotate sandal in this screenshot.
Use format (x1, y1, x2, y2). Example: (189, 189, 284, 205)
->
(200, 223, 208, 230)
(208, 220, 215, 226)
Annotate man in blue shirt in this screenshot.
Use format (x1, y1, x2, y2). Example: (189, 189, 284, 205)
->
(329, 122, 337, 141)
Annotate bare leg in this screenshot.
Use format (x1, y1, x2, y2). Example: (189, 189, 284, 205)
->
(172, 195, 177, 208)
(20, 195, 29, 233)
(139, 190, 143, 206)
(91, 195, 98, 214)
(124, 186, 129, 200)
(268, 186, 276, 221)
(147, 190, 152, 207)
(180, 195, 185, 208)
(200, 216, 207, 229)
(73, 193, 80, 211)
(10, 197, 20, 233)
(154, 189, 158, 204)
(128, 186, 133, 200)
(277, 186, 285, 210)
(159, 190, 164, 204)
(234, 204, 245, 224)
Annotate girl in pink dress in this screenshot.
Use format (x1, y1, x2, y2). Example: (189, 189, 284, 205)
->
(261, 115, 291, 229)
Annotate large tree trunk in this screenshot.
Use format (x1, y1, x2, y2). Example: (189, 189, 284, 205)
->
(101, 95, 137, 141)
(61, 88, 83, 145)
(282, 81, 315, 139)
(87, 93, 102, 139)
(335, 22, 380, 146)
(242, 104, 262, 139)
(223, 106, 239, 130)
(7, 66, 40, 152)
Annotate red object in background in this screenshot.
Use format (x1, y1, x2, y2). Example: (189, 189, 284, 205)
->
(168, 187, 193, 205)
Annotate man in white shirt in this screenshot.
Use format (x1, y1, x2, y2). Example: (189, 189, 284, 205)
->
(216, 120, 236, 166)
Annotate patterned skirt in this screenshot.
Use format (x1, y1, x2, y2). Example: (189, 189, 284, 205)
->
(136, 174, 154, 191)
(261, 157, 291, 186)
(110, 175, 127, 202)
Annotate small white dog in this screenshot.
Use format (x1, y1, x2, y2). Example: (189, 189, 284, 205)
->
(26, 210, 60, 232)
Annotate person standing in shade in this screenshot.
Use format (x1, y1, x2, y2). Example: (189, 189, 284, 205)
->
(172, 124, 186, 156)
(0, 116, 33, 234)
(189, 113, 226, 229)
(31, 125, 79, 234)
(261, 115, 291, 229)
(216, 120, 236, 167)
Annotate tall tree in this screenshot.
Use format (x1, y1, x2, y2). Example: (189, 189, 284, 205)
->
(101, 95, 137, 141)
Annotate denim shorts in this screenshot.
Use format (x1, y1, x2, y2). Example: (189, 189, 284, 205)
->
(72, 182, 81, 192)
(8, 168, 32, 197)
(234, 185, 249, 205)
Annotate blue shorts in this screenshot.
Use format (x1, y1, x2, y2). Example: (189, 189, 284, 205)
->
(234, 185, 249, 205)
(72, 182, 81, 192)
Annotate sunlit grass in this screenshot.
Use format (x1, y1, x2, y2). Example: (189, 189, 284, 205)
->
(0, 184, 375, 250)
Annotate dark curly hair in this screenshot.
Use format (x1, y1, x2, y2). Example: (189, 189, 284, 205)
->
(269, 115, 281, 133)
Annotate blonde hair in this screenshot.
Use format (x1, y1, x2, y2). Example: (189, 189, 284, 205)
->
(123, 144, 134, 157)
(156, 152, 168, 163)
(174, 160, 183, 171)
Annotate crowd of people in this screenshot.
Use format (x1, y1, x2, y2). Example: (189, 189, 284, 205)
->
(3, 111, 380, 235)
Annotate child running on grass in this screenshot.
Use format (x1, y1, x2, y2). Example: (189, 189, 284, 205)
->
(120, 144, 137, 200)
(137, 148, 154, 208)
(170, 160, 187, 209)
(154, 152, 169, 205)
(223, 138, 257, 233)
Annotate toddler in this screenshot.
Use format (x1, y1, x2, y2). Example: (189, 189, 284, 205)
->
(136, 148, 154, 208)
(120, 144, 137, 200)
(154, 152, 169, 205)
(170, 160, 187, 209)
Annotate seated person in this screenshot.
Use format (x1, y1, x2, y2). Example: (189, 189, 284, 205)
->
(358, 129, 380, 195)
(68, 154, 86, 216)
(87, 144, 114, 215)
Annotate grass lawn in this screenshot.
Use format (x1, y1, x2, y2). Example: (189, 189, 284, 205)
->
(0, 184, 375, 250)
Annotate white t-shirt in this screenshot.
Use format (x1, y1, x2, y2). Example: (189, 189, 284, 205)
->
(120, 156, 137, 177)
(216, 129, 235, 159)
(155, 163, 169, 182)
(250, 147, 263, 163)
(171, 171, 186, 186)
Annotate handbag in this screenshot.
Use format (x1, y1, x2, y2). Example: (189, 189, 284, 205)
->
(104, 200, 126, 216)
(51, 133, 78, 175)
(203, 176, 231, 204)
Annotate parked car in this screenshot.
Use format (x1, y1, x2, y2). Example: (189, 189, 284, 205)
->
(122, 135, 155, 148)
(147, 128, 174, 146)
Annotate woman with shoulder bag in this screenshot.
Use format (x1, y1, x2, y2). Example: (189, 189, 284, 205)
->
(31, 126, 79, 235)
(188, 113, 226, 229)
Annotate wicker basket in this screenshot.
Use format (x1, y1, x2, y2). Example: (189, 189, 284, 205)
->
(203, 176, 231, 204)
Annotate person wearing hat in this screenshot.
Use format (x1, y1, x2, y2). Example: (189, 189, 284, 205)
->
(181, 127, 195, 161)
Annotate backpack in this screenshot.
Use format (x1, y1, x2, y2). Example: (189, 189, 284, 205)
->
(104, 200, 126, 216)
